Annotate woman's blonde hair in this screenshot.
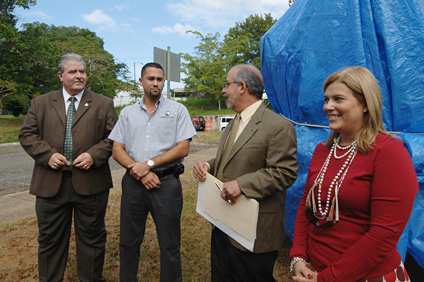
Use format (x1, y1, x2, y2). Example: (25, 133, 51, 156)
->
(322, 66, 390, 152)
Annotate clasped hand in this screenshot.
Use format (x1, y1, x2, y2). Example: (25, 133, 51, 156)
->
(48, 152, 93, 170)
(128, 162, 160, 189)
(292, 261, 317, 281)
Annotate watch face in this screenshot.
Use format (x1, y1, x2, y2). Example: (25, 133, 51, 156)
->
(148, 160, 154, 167)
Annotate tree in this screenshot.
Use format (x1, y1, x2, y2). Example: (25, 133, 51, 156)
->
(182, 31, 227, 109)
(223, 13, 277, 69)
(0, 0, 36, 115)
(42, 25, 131, 98)
(1, 21, 132, 115)
(182, 14, 277, 108)
(289, 0, 296, 7)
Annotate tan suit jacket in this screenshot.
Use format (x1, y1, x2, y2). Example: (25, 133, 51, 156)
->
(208, 103, 298, 253)
(19, 89, 118, 197)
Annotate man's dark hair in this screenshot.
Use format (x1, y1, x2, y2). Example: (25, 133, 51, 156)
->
(141, 62, 164, 77)
(233, 66, 264, 100)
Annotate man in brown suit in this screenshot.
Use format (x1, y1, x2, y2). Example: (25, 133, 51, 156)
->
(19, 53, 118, 281)
(193, 64, 298, 282)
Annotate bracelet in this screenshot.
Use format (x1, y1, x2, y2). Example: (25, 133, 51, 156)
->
(289, 257, 308, 275)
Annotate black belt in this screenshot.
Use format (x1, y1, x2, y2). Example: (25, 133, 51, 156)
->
(152, 163, 184, 178)
(152, 167, 174, 178)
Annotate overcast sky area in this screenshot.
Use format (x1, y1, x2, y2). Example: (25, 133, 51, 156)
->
(14, 0, 290, 88)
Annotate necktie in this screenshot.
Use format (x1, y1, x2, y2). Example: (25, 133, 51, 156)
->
(64, 97, 76, 165)
(216, 114, 241, 180)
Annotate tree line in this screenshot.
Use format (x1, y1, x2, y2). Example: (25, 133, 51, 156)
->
(1, 1, 281, 116)
(0, 0, 134, 116)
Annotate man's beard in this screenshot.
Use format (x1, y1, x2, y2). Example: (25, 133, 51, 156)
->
(148, 90, 161, 99)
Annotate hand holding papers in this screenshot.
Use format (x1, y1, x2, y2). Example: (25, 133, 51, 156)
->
(196, 173, 259, 251)
(214, 181, 232, 204)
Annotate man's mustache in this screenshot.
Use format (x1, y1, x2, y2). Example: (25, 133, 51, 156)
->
(73, 79, 84, 84)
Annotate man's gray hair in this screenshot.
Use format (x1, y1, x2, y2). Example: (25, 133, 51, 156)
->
(58, 53, 86, 73)
(233, 66, 264, 100)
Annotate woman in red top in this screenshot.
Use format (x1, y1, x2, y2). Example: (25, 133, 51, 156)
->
(290, 66, 418, 282)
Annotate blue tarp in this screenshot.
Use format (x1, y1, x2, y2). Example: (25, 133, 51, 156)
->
(261, 0, 424, 268)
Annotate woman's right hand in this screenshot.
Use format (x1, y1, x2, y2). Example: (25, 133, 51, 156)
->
(292, 261, 316, 281)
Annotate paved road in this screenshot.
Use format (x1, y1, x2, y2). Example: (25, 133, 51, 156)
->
(0, 140, 218, 225)
(0, 143, 122, 197)
(0, 140, 216, 197)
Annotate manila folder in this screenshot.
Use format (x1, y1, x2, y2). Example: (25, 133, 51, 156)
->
(197, 173, 258, 243)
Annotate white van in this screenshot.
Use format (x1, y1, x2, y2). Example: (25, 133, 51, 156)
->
(220, 116, 235, 131)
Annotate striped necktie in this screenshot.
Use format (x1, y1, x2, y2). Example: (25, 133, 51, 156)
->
(216, 114, 241, 180)
(64, 97, 76, 165)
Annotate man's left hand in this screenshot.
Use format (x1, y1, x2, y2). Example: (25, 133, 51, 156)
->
(222, 180, 242, 204)
(141, 172, 161, 190)
(73, 152, 94, 170)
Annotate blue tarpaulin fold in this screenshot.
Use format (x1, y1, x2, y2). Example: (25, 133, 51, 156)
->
(261, 0, 424, 268)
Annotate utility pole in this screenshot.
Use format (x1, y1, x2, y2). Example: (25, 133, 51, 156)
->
(166, 46, 171, 99)
(134, 62, 137, 83)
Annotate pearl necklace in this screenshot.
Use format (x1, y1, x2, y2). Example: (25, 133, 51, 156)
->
(313, 137, 357, 219)
(333, 136, 356, 159)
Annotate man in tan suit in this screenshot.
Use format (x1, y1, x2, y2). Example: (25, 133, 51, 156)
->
(193, 64, 298, 282)
(19, 53, 118, 281)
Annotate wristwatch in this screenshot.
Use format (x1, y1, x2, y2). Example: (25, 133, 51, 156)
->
(147, 159, 155, 169)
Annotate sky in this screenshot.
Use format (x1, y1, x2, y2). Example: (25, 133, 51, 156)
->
(14, 0, 290, 88)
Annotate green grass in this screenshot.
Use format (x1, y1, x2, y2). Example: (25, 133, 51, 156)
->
(0, 115, 24, 143)
(180, 98, 234, 116)
(0, 97, 269, 144)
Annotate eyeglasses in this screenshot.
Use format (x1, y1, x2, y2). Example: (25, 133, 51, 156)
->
(223, 81, 240, 88)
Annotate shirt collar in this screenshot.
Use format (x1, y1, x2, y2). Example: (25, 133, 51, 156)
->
(240, 100, 262, 123)
(139, 94, 164, 111)
(62, 87, 84, 102)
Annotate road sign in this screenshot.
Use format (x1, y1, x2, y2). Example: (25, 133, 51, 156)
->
(153, 47, 181, 82)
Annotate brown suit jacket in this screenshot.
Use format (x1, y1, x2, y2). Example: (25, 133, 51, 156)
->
(208, 103, 298, 253)
(19, 89, 118, 197)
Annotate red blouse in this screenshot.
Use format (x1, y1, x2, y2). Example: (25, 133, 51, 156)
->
(290, 133, 418, 282)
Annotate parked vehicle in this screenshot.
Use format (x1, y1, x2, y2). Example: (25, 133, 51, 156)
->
(191, 116, 206, 131)
(220, 116, 235, 131)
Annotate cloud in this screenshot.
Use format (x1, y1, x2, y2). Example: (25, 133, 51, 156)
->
(82, 9, 116, 28)
(16, 10, 53, 22)
(29, 11, 53, 20)
(165, 0, 289, 32)
(114, 4, 130, 11)
(152, 23, 198, 36)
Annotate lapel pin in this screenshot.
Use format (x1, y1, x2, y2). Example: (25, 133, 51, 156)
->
(85, 103, 89, 107)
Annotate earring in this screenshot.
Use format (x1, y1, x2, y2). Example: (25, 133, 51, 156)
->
(364, 109, 367, 113)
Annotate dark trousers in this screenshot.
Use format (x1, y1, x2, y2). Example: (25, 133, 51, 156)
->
(36, 172, 109, 282)
(119, 171, 183, 282)
(211, 228, 279, 282)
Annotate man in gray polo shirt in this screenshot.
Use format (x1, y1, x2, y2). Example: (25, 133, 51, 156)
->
(109, 62, 196, 282)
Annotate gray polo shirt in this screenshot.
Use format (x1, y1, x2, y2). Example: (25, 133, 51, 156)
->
(109, 95, 196, 168)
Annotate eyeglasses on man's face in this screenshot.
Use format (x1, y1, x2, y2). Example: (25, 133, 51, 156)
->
(223, 81, 240, 88)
